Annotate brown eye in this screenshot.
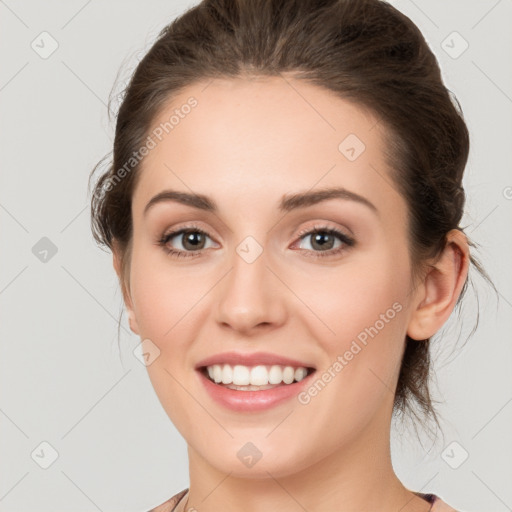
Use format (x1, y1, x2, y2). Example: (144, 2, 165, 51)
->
(176, 230, 207, 251)
(307, 231, 337, 251)
(158, 225, 216, 259)
(294, 226, 355, 258)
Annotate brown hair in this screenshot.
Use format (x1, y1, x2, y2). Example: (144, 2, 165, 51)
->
(89, 0, 495, 432)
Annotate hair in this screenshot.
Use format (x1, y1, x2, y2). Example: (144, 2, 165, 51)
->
(89, 0, 495, 435)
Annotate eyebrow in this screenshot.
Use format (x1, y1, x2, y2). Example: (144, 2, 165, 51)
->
(143, 186, 378, 216)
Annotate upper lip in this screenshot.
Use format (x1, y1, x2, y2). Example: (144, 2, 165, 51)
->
(195, 351, 316, 370)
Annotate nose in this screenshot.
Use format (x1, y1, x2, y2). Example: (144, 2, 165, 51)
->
(214, 243, 287, 335)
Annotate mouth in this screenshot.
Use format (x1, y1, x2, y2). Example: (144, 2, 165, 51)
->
(193, 351, 318, 411)
(196, 363, 317, 412)
(197, 364, 317, 391)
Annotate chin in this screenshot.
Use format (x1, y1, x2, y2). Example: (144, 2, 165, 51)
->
(197, 440, 317, 480)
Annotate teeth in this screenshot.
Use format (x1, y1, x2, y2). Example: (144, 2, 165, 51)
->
(205, 364, 310, 386)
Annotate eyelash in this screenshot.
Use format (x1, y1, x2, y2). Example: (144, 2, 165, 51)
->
(156, 223, 355, 260)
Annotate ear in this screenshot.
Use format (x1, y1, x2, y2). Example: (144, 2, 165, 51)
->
(112, 241, 140, 336)
(407, 229, 470, 340)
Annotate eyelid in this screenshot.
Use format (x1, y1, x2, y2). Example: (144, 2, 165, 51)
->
(159, 221, 219, 242)
(158, 221, 350, 243)
(294, 221, 353, 240)
(157, 220, 355, 259)
(290, 223, 355, 256)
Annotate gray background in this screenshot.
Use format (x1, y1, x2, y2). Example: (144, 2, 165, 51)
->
(0, 1, 511, 511)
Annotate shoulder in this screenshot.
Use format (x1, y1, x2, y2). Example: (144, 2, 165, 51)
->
(146, 488, 189, 512)
(147, 489, 462, 512)
(431, 494, 461, 512)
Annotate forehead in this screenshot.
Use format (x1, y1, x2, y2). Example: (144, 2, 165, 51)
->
(132, 75, 401, 216)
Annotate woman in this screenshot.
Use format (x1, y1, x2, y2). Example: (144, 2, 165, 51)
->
(89, 0, 493, 510)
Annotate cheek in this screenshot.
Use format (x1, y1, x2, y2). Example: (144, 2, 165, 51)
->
(297, 250, 409, 405)
(297, 249, 409, 346)
(128, 245, 219, 385)
(129, 244, 202, 335)
(127, 248, 208, 430)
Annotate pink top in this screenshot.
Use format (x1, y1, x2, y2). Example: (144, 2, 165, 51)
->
(147, 488, 461, 511)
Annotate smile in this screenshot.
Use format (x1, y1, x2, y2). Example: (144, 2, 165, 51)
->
(197, 364, 317, 412)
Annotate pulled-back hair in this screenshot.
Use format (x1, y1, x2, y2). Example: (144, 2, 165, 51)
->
(89, 0, 494, 432)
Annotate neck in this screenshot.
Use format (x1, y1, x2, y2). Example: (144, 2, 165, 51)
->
(184, 400, 431, 512)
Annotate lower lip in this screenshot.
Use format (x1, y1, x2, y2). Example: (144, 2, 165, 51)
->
(196, 369, 316, 412)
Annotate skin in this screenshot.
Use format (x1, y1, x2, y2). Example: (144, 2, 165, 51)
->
(113, 75, 469, 512)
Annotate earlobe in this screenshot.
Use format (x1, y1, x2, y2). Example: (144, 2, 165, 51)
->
(407, 229, 469, 341)
(126, 308, 140, 336)
(112, 242, 140, 336)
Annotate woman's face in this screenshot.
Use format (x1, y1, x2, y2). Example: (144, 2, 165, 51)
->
(122, 76, 421, 478)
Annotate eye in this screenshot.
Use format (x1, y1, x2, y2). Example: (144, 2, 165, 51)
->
(157, 224, 217, 259)
(293, 224, 355, 258)
(156, 223, 355, 260)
